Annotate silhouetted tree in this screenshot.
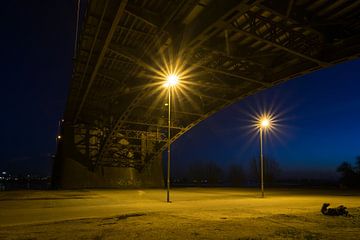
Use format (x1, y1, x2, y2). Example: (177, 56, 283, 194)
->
(188, 162, 206, 183)
(227, 164, 244, 186)
(249, 156, 281, 184)
(337, 161, 359, 188)
(206, 161, 224, 184)
(355, 156, 360, 174)
(187, 161, 224, 184)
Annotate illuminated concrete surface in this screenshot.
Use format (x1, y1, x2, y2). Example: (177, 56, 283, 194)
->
(0, 188, 359, 239)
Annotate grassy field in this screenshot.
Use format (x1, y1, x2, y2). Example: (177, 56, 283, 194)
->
(0, 188, 359, 239)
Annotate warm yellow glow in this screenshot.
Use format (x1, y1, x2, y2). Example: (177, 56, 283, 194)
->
(252, 111, 275, 133)
(260, 118, 270, 128)
(135, 49, 204, 114)
(242, 103, 286, 148)
(163, 74, 179, 88)
(57, 135, 62, 139)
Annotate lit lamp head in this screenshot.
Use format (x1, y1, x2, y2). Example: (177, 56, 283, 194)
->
(163, 74, 179, 88)
(259, 117, 270, 129)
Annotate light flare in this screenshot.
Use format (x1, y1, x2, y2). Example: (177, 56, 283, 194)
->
(163, 74, 179, 88)
(251, 112, 277, 134)
(260, 118, 270, 128)
(133, 47, 230, 117)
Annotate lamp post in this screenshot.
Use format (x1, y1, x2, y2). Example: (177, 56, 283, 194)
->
(259, 117, 270, 198)
(164, 74, 179, 203)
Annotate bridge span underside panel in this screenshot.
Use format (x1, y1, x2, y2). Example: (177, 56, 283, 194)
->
(55, 0, 360, 188)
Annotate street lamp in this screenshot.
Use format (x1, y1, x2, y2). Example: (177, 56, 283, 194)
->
(164, 73, 179, 203)
(259, 116, 271, 198)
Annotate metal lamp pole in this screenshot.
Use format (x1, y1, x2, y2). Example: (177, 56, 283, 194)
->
(167, 87, 171, 203)
(163, 73, 178, 202)
(260, 127, 264, 198)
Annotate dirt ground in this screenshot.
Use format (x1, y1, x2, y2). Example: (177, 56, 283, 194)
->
(0, 188, 359, 239)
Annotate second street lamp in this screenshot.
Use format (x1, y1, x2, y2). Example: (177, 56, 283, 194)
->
(259, 116, 271, 198)
(164, 74, 179, 203)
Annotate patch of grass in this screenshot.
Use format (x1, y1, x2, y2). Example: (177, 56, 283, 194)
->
(115, 213, 145, 220)
(274, 227, 302, 238)
(273, 228, 321, 240)
(237, 237, 264, 240)
(93, 233, 104, 240)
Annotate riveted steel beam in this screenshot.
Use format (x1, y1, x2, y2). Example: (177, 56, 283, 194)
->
(125, 3, 163, 28)
(183, 0, 264, 50)
(230, 11, 330, 67)
(73, 0, 128, 123)
(119, 120, 185, 130)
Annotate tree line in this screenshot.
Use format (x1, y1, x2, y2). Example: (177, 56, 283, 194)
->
(337, 156, 360, 188)
(177, 155, 360, 187)
(177, 156, 281, 186)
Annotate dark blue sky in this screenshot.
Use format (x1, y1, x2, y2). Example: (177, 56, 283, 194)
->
(1, 1, 359, 178)
(171, 59, 360, 178)
(0, 1, 75, 175)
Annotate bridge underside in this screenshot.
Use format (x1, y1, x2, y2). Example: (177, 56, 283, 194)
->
(53, 0, 360, 188)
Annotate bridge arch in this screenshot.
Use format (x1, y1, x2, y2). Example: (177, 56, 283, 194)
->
(53, 0, 360, 188)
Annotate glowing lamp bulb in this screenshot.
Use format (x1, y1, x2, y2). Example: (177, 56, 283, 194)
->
(164, 74, 179, 87)
(260, 118, 270, 128)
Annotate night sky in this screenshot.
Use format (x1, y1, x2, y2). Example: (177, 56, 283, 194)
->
(1, 1, 359, 178)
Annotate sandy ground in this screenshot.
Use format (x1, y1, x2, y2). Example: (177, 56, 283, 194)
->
(0, 188, 359, 239)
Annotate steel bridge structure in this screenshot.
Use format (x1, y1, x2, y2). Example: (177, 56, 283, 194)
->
(54, 0, 360, 188)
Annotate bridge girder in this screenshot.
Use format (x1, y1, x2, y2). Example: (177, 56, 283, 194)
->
(62, 0, 360, 174)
